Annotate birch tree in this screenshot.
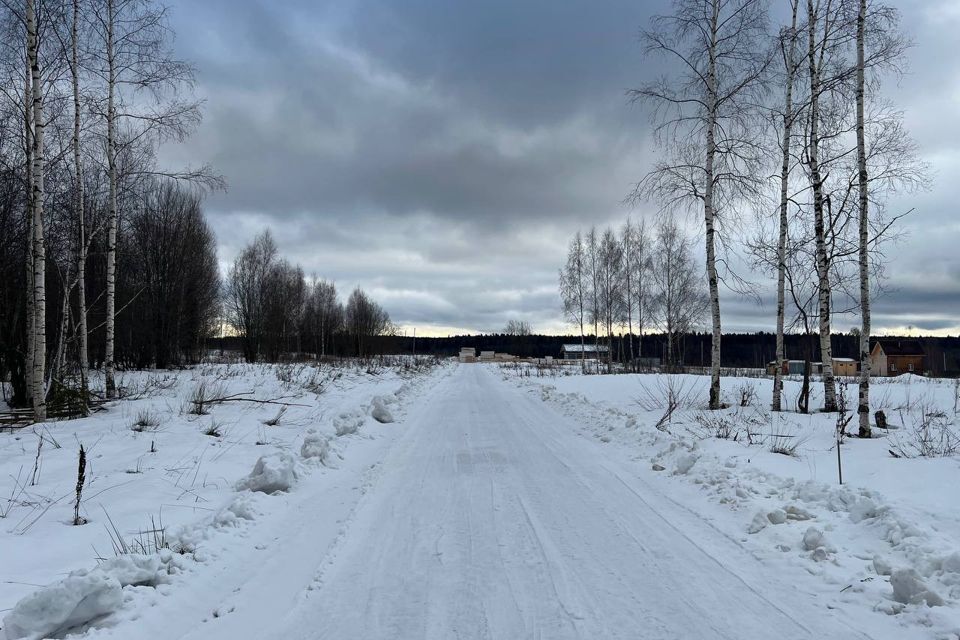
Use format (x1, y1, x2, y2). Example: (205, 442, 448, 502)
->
(772, 0, 802, 412)
(625, 218, 653, 366)
(804, 0, 840, 412)
(559, 231, 588, 370)
(854, 0, 870, 434)
(651, 219, 708, 368)
(90, 0, 210, 397)
(26, 0, 45, 420)
(631, 0, 770, 408)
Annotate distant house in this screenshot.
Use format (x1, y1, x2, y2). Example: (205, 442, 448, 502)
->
(561, 344, 609, 360)
(869, 339, 926, 376)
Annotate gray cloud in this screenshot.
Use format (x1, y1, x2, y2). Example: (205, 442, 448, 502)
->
(160, 0, 960, 335)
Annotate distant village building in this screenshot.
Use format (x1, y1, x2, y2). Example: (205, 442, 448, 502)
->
(561, 344, 609, 360)
(766, 360, 808, 376)
(832, 357, 857, 377)
(766, 358, 857, 376)
(870, 339, 926, 376)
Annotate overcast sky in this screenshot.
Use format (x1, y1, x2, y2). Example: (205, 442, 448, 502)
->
(159, 0, 960, 337)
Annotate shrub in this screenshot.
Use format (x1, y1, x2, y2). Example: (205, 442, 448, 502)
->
(131, 409, 161, 432)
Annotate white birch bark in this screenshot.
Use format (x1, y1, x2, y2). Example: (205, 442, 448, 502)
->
(856, 0, 871, 435)
(704, 0, 722, 409)
(27, 0, 46, 421)
(72, 0, 90, 406)
(23, 56, 34, 410)
(773, 2, 800, 412)
(806, 0, 837, 412)
(104, 0, 118, 398)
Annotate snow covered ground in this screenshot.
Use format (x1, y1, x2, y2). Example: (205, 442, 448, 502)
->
(504, 364, 960, 639)
(2, 361, 958, 639)
(0, 358, 443, 639)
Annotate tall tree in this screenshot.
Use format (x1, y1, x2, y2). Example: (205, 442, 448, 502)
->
(632, 0, 770, 408)
(855, 0, 870, 435)
(772, 0, 802, 412)
(26, 0, 45, 420)
(559, 231, 588, 371)
(227, 230, 277, 362)
(805, 0, 839, 412)
(90, 0, 208, 397)
(651, 219, 708, 368)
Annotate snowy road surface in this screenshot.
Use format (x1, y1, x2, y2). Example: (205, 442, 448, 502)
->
(136, 365, 874, 640)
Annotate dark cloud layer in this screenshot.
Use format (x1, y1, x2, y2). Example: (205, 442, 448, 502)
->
(160, 0, 960, 335)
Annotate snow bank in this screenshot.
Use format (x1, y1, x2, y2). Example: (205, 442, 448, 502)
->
(236, 452, 301, 493)
(3, 553, 176, 639)
(3, 570, 122, 640)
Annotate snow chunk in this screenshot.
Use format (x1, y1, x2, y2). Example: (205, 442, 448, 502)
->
(767, 509, 787, 525)
(873, 555, 893, 576)
(802, 527, 826, 551)
(3, 570, 122, 640)
(97, 554, 168, 587)
(941, 551, 960, 574)
(673, 453, 699, 475)
(747, 512, 768, 534)
(214, 494, 258, 528)
(891, 568, 944, 607)
(370, 396, 395, 424)
(301, 430, 331, 462)
(236, 453, 300, 493)
(784, 505, 814, 521)
(849, 497, 881, 523)
(334, 412, 364, 436)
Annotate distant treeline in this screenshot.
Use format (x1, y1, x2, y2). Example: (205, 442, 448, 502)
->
(204, 333, 960, 378)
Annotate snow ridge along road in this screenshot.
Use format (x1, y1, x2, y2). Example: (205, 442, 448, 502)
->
(212, 364, 866, 640)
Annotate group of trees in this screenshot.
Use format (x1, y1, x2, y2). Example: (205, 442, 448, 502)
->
(225, 230, 394, 361)
(559, 218, 708, 371)
(611, 0, 923, 426)
(0, 0, 220, 419)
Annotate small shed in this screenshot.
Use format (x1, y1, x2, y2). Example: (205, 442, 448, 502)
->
(870, 339, 926, 376)
(561, 344, 609, 360)
(832, 357, 857, 377)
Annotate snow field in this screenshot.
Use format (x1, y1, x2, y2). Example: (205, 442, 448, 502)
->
(0, 359, 442, 639)
(508, 366, 960, 638)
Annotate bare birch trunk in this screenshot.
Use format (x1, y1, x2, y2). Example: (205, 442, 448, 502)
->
(27, 0, 46, 421)
(72, 0, 89, 407)
(23, 58, 34, 410)
(705, 0, 722, 409)
(807, 0, 836, 412)
(856, 0, 871, 436)
(104, 0, 118, 398)
(773, 2, 800, 412)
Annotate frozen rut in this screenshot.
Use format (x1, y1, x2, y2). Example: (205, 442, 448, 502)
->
(262, 365, 865, 640)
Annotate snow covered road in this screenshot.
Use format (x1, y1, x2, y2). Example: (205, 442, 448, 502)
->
(229, 364, 867, 640)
